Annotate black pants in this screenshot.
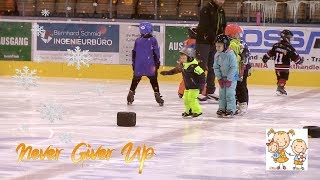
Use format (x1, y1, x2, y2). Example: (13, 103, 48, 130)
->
(196, 44, 216, 94)
(276, 70, 289, 86)
(236, 69, 249, 104)
(130, 75, 160, 93)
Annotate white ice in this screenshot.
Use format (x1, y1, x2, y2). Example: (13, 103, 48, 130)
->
(0, 77, 319, 179)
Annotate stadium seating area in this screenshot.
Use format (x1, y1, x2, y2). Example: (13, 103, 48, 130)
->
(0, 0, 319, 23)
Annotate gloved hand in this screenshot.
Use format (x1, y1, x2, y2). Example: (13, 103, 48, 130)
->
(218, 79, 224, 88)
(262, 54, 269, 63)
(295, 57, 304, 65)
(160, 71, 169, 75)
(225, 80, 232, 88)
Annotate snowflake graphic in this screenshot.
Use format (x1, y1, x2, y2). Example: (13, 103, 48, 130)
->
(65, 46, 92, 70)
(12, 66, 40, 90)
(94, 84, 106, 96)
(41, 9, 50, 17)
(39, 102, 64, 123)
(31, 24, 45, 37)
(58, 132, 72, 143)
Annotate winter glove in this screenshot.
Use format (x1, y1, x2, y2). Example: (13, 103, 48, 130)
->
(225, 80, 232, 88)
(218, 79, 225, 88)
(295, 57, 304, 65)
(262, 54, 269, 63)
(160, 71, 169, 76)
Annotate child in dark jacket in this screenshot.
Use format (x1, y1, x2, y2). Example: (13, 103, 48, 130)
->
(179, 47, 205, 118)
(127, 22, 164, 106)
(160, 27, 205, 98)
(262, 29, 303, 96)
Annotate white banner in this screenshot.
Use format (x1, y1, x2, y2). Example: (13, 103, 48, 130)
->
(242, 26, 320, 71)
(119, 23, 164, 65)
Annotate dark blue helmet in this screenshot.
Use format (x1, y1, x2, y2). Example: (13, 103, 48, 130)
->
(215, 34, 230, 52)
(139, 22, 153, 35)
(280, 29, 293, 43)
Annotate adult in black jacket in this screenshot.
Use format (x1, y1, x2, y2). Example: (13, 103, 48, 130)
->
(196, 0, 226, 101)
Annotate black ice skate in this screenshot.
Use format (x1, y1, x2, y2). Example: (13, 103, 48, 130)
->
(154, 92, 164, 106)
(127, 90, 135, 105)
(198, 93, 219, 102)
(224, 110, 235, 118)
(192, 113, 202, 118)
(182, 110, 192, 118)
(207, 93, 219, 101)
(216, 110, 225, 117)
(276, 86, 287, 96)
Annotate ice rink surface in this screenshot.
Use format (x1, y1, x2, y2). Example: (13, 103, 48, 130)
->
(0, 77, 319, 180)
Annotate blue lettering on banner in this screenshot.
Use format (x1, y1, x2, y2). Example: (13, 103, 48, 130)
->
(243, 29, 320, 54)
(37, 23, 119, 52)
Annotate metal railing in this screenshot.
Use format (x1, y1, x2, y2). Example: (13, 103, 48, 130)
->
(3, 0, 319, 23)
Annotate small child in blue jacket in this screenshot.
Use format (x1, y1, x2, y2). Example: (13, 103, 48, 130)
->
(127, 22, 164, 106)
(213, 35, 238, 117)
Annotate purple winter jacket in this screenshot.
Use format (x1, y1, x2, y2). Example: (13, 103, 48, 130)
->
(132, 34, 160, 77)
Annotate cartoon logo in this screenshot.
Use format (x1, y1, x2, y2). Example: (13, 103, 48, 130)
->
(266, 128, 308, 171)
(40, 30, 52, 44)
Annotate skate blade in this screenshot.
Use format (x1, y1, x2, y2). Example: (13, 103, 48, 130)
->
(182, 116, 193, 119)
(236, 111, 247, 116)
(198, 97, 208, 102)
(199, 99, 219, 104)
(276, 91, 287, 96)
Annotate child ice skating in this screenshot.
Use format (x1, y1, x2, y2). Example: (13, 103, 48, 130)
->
(262, 29, 304, 96)
(213, 35, 238, 117)
(225, 23, 251, 115)
(127, 22, 164, 106)
(179, 47, 205, 118)
(160, 27, 206, 98)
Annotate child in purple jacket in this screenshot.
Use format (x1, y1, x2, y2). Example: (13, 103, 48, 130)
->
(127, 22, 164, 106)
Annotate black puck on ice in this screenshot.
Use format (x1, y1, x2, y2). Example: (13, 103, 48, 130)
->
(117, 112, 136, 127)
(303, 126, 320, 138)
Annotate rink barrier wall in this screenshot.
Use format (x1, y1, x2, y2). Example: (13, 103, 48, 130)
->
(1, 19, 320, 87)
(1, 61, 320, 87)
